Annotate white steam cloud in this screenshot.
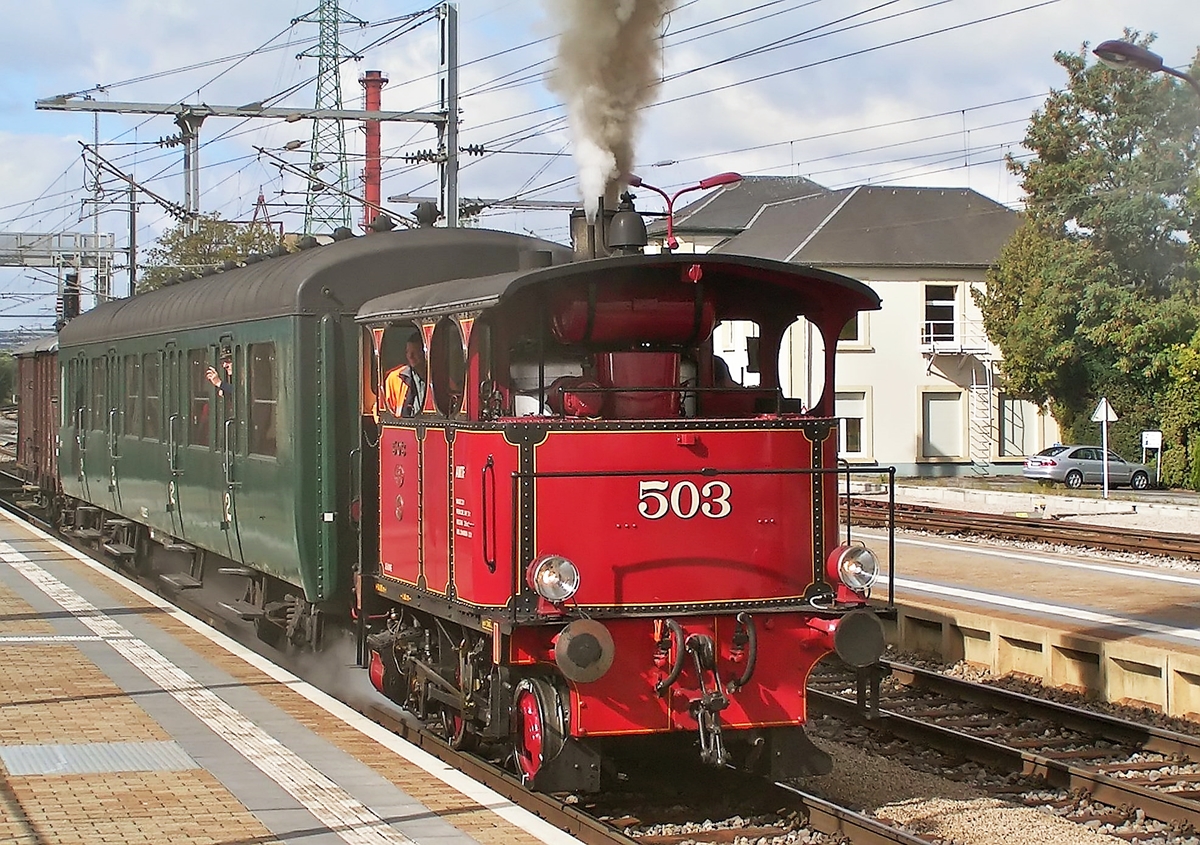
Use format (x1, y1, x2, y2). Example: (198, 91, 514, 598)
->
(545, 0, 676, 219)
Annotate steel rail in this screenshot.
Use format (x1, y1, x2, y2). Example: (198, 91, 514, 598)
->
(845, 496, 1200, 559)
(813, 660, 1200, 830)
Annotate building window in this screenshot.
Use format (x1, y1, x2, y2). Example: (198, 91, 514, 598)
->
(124, 355, 140, 438)
(143, 353, 160, 441)
(835, 390, 869, 457)
(188, 349, 210, 447)
(999, 395, 1039, 457)
(839, 316, 859, 343)
(922, 391, 964, 458)
(714, 320, 761, 387)
(923, 285, 957, 343)
(249, 343, 277, 457)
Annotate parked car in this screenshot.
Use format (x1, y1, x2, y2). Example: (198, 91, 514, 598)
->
(1023, 445, 1151, 490)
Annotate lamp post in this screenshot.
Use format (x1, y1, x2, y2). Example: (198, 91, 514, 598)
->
(628, 171, 742, 252)
(1093, 40, 1200, 98)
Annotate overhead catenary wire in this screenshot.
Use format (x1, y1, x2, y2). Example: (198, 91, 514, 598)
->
(4, 0, 1079, 262)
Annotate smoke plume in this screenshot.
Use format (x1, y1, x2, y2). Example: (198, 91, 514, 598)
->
(546, 0, 676, 219)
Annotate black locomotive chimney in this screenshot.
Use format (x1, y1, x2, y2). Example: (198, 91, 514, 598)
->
(569, 198, 616, 260)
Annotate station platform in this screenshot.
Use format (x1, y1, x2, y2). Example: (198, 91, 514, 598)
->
(0, 508, 581, 845)
(863, 524, 1200, 719)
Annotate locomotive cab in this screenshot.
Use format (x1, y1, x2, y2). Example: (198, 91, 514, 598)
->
(357, 250, 893, 792)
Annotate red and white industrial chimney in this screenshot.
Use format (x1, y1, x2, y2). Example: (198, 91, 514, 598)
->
(359, 70, 388, 232)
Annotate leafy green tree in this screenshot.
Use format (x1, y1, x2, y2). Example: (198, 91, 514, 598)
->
(0, 354, 15, 406)
(140, 213, 283, 291)
(975, 34, 1200, 477)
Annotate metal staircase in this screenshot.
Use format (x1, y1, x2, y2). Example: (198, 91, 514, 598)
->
(968, 358, 994, 475)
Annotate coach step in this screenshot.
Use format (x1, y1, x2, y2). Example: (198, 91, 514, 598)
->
(159, 572, 203, 590)
(218, 600, 264, 621)
(217, 566, 256, 577)
(102, 542, 136, 559)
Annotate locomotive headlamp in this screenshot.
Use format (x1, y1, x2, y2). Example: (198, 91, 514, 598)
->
(827, 544, 879, 592)
(528, 555, 580, 603)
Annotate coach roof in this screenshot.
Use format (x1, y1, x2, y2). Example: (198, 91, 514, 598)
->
(58, 228, 570, 347)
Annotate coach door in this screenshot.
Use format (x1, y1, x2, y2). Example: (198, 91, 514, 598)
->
(66, 355, 90, 501)
(215, 339, 243, 563)
(84, 357, 110, 505)
(163, 346, 186, 538)
(105, 349, 123, 511)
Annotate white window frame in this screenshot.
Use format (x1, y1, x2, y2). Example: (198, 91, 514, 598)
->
(836, 312, 871, 351)
(922, 283, 959, 346)
(835, 387, 873, 462)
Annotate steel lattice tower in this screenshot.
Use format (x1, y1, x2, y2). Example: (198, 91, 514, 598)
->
(295, 0, 365, 235)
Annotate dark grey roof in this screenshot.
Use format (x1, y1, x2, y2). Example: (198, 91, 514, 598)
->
(58, 228, 571, 347)
(12, 335, 58, 356)
(647, 175, 827, 236)
(715, 185, 1019, 267)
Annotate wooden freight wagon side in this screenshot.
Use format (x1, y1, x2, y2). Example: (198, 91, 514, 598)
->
(14, 336, 59, 491)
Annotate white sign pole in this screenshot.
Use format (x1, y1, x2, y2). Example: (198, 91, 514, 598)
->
(1091, 397, 1119, 499)
(1101, 415, 1110, 499)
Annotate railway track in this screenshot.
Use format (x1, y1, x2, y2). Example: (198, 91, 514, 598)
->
(845, 496, 1200, 560)
(0, 484, 928, 845)
(812, 658, 1200, 837)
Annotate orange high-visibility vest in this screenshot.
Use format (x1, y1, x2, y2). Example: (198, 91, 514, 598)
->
(383, 365, 423, 417)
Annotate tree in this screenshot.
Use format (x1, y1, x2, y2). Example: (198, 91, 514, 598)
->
(0, 354, 15, 406)
(140, 213, 284, 291)
(975, 33, 1200, 478)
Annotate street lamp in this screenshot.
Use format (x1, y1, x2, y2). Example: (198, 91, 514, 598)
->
(1093, 40, 1200, 98)
(628, 171, 742, 252)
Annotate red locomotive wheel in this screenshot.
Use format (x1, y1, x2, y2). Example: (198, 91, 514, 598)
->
(511, 678, 565, 783)
(513, 688, 545, 780)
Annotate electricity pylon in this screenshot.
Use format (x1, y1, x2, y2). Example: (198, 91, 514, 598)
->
(295, 0, 366, 235)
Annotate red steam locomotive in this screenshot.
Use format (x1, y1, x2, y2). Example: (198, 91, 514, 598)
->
(356, 201, 893, 792)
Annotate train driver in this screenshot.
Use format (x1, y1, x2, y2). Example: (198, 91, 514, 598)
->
(384, 333, 427, 417)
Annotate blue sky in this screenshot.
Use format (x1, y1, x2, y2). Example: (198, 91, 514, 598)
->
(0, 0, 1195, 331)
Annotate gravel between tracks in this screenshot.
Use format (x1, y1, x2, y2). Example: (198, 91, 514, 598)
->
(808, 737, 1122, 845)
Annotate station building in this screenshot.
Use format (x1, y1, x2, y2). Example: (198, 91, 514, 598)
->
(647, 175, 1060, 477)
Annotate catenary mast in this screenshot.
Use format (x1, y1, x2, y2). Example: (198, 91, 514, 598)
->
(295, 0, 365, 235)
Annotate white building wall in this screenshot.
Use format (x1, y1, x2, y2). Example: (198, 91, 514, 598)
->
(833, 266, 1058, 477)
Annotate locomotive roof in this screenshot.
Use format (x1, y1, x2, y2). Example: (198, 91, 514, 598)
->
(355, 251, 881, 323)
(57, 227, 571, 348)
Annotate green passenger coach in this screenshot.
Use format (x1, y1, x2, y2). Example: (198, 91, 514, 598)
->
(56, 227, 568, 645)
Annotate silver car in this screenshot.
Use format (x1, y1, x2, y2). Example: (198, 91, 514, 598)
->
(1023, 445, 1151, 490)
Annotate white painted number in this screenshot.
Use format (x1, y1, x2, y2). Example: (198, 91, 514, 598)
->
(637, 480, 670, 519)
(671, 480, 701, 519)
(638, 479, 732, 520)
(701, 480, 732, 518)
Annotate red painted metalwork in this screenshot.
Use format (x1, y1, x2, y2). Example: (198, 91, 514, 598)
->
(531, 428, 827, 606)
(513, 685, 546, 779)
(359, 70, 387, 232)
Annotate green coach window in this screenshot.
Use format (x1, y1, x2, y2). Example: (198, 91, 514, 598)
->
(188, 349, 210, 447)
(124, 355, 140, 438)
(248, 343, 276, 457)
(91, 359, 106, 430)
(143, 354, 160, 440)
